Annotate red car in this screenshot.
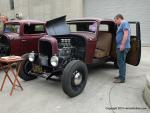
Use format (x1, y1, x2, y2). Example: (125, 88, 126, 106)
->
(0, 20, 46, 57)
(18, 16, 141, 97)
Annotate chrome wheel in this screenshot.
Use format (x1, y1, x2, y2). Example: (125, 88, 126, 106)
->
(73, 71, 83, 86)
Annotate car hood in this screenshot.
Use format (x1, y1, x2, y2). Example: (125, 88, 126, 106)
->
(46, 16, 70, 36)
(0, 33, 20, 40)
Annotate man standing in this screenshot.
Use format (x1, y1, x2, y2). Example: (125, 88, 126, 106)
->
(0, 16, 8, 33)
(114, 14, 131, 83)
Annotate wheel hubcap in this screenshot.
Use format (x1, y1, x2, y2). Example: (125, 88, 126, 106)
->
(73, 71, 82, 86)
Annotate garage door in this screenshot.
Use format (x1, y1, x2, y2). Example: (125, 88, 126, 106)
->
(84, 0, 150, 46)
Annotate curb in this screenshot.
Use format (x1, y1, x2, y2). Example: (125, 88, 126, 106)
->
(143, 75, 150, 107)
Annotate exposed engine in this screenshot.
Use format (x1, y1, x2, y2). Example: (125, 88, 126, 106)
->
(57, 37, 86, 61)
(58, 38, 74, 58)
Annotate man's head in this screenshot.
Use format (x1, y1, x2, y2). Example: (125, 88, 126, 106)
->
(1, 16, 8, 23)
(114, 14, 124, 25)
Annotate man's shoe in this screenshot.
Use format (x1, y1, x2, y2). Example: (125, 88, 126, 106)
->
(113, 79, 125, 83)
(114, 76, 120, 79)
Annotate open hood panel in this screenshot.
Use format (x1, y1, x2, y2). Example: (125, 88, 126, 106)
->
(46, 16, 70, 36)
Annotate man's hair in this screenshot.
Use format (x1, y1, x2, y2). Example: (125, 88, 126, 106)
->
(114, 14, 124, 20)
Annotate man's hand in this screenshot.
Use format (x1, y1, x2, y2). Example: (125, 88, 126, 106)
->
(120, 44, 125, 51)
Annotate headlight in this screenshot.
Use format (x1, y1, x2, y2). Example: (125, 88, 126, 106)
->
(28, 52, 35, 62)
(50, 55, 59, 67)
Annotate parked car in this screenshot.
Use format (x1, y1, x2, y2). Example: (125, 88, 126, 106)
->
(18, 16, 141, 97)
(0, 20, 46, 57)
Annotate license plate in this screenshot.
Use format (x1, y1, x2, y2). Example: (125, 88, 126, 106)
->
(32, 65, 43, 73)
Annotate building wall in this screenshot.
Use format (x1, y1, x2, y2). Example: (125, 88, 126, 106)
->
(0, 0, 83, 20)
(1, 0, 149, 45)
(0, 0, 15, 18)
(84, 0, 150, 45)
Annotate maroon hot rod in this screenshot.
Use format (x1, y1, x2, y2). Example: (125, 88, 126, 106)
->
(18, 16, 141, 97)
(0, 20, 46, 57)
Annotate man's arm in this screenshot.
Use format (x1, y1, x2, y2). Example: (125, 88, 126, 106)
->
(120, 29, 128, 51)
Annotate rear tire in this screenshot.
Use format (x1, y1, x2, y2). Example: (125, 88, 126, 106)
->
(61, 60, 88, 97)
(17, 54, 37, 81)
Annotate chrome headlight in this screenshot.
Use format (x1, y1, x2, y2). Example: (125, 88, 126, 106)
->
(28, 52, 35, 62)
(50, 55, 59, 67)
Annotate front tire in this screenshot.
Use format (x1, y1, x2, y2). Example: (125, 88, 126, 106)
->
(17, 54, 37, 81)
(61, 60, 88, 97)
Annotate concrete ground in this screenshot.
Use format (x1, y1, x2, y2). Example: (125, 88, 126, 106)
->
(0, 47, 150, 113)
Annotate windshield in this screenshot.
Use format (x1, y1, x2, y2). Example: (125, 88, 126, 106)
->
(68, 21, 98, 33)
(4, 24, 20, 33)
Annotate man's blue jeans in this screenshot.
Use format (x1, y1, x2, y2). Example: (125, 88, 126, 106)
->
(116, 48, 130, 81)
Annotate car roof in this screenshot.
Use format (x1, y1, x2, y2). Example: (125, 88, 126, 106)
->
(67, 17, 114, 23)
(5, 19, 45, 24)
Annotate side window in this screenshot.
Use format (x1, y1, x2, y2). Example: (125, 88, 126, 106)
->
(129, 23, 136, 36)
(69, 24, 77, 32)
(4, 24, 20, 33)
(34, 25, 45, 33)
(99, 24, 109, 31)
(24, 24, 45, 34)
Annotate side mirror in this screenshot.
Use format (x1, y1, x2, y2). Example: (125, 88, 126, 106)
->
(89, 23, 97, 32)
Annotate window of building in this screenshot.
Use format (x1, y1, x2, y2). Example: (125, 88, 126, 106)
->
(10, 0, 14, 10)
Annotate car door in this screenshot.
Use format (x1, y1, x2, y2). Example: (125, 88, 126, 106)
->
(21, 24, 46, 54)
(126, 22, 141, 66)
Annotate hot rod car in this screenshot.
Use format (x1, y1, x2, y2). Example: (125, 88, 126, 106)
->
(0, 20, 46, 57)
(18, 16, 141, 97)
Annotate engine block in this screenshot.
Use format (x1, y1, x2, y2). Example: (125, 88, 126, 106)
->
(58, 39, 74, 58)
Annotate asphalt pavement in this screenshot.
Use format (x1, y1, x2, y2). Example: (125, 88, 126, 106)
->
(0, 47, 150, 113)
